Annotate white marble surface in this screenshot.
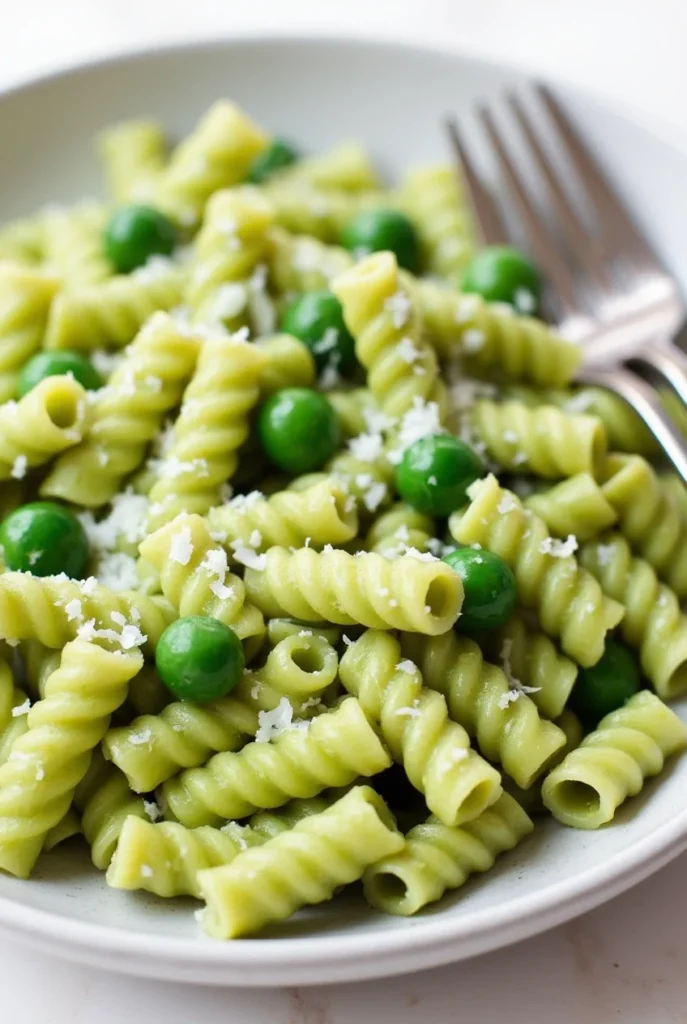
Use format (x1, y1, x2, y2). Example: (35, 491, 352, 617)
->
(2, 0, 687, 1020)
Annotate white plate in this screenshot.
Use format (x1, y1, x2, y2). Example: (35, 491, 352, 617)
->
(2, 35, 687, 987)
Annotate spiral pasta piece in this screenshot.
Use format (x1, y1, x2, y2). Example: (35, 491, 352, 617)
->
(162, 696, 391, 828)
(418, 281, 581, 387)
(187, 186, 275, 328)
(138, 512, 265, 656)
(0, 573, 175, 653)
(579, 532, 687, 700)
(243, 545, 462, 634)
(44, 262, 186, 351)
(97, 118, 167, 203)
(107, 792, 336, 898)
(365, 502, 436, 557)
(254, 334, 316, 395)
(155, 100, 268, 227)
(340, 631, 501, 825)
(327, 387, 378, 438)
(0, 659, 31, 764)
(43, 808, 82, 853)
(398, 165, 475, 285)
(487, 616, 578, 720)
(525, 473, 618, 541)
(448, 476, 623, 666)
(363, 791, 533, 916)
(332, 252, 446, 418)
(277, 142, 380, 192)
(323, 449, 395, 515)
(0, 640, 141, 877)
(542, 691, 687, 828)
(264, 182, 381, 242)
(0, 375, 89, 480)
(207, 479, 358, 555)
(472, 399, 607, 478)
(600, 454, 687, 599)
(41, 312, 199, 507)
(0, 263, 59, 403)
(198, 786, 404, 938)
(146, 332, 266, 529)
(403, 630, 566, 788)
(0, 217, 43, 265)
(266, 226, 354, 294)
(42, 201, 112, 287)
(73, 750, 148, 869)
(265, 618, 342, 648)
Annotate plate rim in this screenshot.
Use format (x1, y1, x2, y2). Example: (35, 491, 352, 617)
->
(2, 31, 687, 984)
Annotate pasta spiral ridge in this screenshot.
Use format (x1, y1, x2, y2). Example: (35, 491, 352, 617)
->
(207, 479, 358, 555)
(524, 473, 618, 542)
(0, 375, 89, 480)
(600, 454, 687, 598)
(138, 513, 265, 655)
(402, 630, 566, 788)
(579, 533, 687, 700)
(542, 691, 687, 828)
(162, 696, 392, 828)
(472, 399, 607, 478)
(363, 792, 533, 916)
(41, 312, 200, 507)
(0, 263, 59, 403)
(0, 640, 141, 877)
(0, 572, 175, 654)
(243, 545, 462, 634)
(398, 165, 475, 285)
(74, 752, 148, 869)
(45, 264, 186, 351)
(332, 251, 447, 418)
(97, 118, 167, 203)
(266, 226, 354, 294)
(487, 616, 578, 720)
(0, 659, 30, 765)
(42, 201, 112, 288)
(197, 786, 404, 938)
(340, 630, 502, 825)
(448, 475, 624, 666)
(365, 502, 436, 557)
(146, 332, 266, 529)
(254, 334, 316, 395)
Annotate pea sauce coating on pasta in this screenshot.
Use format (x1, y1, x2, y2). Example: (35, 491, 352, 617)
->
(0, 99, 684, 939)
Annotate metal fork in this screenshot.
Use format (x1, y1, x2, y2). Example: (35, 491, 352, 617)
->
(446, 84, 687, 484)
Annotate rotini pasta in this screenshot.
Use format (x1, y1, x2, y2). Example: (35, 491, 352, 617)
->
(277, 142, 380, 192)
(0, 374, 88, 480)
(449, 475, 624, 666)
(42, 201, 112, 288)
(73, 750, 148, 869)
(487, 616, 578, 720)
(0, 263, 59, 403)
(97, 118, 168, 203)
(365, 502, 436, 557)
(398, 165, 475, 285)
(0, 216, 43, 265)
(254, 334, 316, 394)
(524, 473, 618, 541)
(542, 692, 687, 828)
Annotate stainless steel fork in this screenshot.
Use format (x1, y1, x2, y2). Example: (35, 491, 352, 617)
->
(446, 84, 687, 484)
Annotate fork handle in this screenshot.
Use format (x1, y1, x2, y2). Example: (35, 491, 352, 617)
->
(630, 344, 687, 409)
(577, 364, 687, 486)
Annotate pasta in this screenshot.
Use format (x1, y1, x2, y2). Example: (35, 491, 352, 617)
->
(41, 312, 199, 506)
(448, 475, 624, 666)
(0, 640, 141, 877)
(0, 95, 684, 937)
(0, 374, 89, 480)
(542, 692, 687, 828)
(162, 696, 392, 828)
(243, 545, 462, 634)
(198, 786, 404, 938)
(402, 630, 566, 787)
(471, 399, 607, 478)
(0, 263, 59, 403)
(363, 792, 533, 916)
(340, 630, 501, 824)
(332, 251, 447, 418)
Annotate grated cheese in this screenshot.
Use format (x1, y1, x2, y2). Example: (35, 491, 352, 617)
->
(169, 525, 194, 565)
(11, 698, 30, 717)
(539, 534, 578, 558)
(385, 290, 411, 328)
(10, 455, 27, 480)
(395, 660, 416, 675)
(143, 799, 162, 822)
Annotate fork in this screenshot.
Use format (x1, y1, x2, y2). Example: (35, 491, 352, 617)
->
(446, 84, 687, 484)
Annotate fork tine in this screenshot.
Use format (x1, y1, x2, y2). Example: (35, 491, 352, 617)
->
(477, 104, 579, 313)
(445, 117, 506, 246)
(506, 93, 613, 291)
(537, 84, 660, 272)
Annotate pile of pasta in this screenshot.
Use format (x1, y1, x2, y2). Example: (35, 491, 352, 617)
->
(0, 99, 685, 941)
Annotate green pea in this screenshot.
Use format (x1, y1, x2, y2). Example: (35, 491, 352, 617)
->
(340, 209, 420, 272)
(442, 547, 517, 634)
(104, 204, 177, 273)
(258, 387, 340, 475)
(247, 138, 300, 184)
(460, 245, 542, 314)
(395, 434, 483, 516)
(570, 640, 640, 727)
(0, 501, 89, 578)
(18, 350, 102, 398)
(155, 616, 245, 704)
(281, 291, 357, 377)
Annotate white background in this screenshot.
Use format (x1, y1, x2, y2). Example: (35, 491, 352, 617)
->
(2, 1, 687, 1020)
